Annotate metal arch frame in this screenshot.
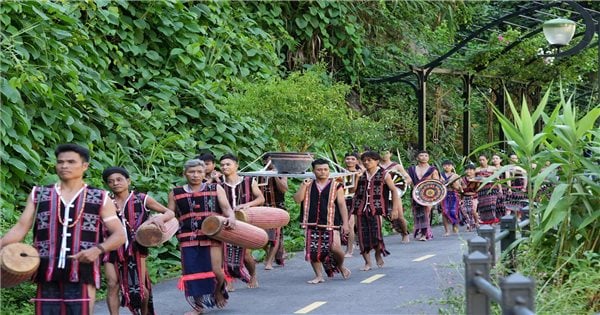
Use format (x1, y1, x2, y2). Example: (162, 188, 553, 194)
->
(365, 0, 599, 154)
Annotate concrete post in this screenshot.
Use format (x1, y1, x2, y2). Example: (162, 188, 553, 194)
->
(500, 273, 535, 315)
(468, 236, 489, 254)
(464, 251, 492, 315)
(478, 225, 496, 264)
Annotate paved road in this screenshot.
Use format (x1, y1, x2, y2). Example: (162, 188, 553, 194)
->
(95, 226, 474, 315)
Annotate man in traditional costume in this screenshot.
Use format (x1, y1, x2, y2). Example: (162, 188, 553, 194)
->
(197, 152, 222, 184)
(440, 160, 461, 236)
(407, 150, 440, 241)
(258, 154, 288, 270)
(167, 159, 236, 315)
(352, 151, 400, 270)
(342, 152, 362, 257)
(293, 159, 351, 283)
(219, 153, 264, 289)
(0, 144, 126, 315)
(379, 149, 411, 243)
(102, 166, 175, 315)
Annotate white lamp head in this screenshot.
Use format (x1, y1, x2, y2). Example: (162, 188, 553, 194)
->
(543, 18, 576, 47)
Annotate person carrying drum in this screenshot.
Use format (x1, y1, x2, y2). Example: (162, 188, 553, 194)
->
(257, 153, 288, 270)
(166, 159, 236, 314)
(352, 151, 400, 270)
(379, 149, 411, 243)
(0, 144, 126, 315)
(293, 158, 351, 283)
(407, 150, 441, 241)
(219, 153, 264, 290)
(101, 166, 175, 315)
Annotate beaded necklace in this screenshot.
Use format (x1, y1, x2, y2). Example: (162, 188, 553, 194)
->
(56, 184, 87, 228)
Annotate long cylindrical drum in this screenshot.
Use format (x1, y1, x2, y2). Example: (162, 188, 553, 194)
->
(1, 243, 40, 288)
(136, 216, 179, 247)
(235, 207, 290, 229)
(201, 216, 268, 249)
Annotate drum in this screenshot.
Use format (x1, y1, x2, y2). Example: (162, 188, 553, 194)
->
(1, 243, 40, 288)
(201, 216, 268, 249)
(389, 170, 407, 197)
(136, 216, 179, 247)
(235, 207, 290, 229)
(412, 179, 447, 206)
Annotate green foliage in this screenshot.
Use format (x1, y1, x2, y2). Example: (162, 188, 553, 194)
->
(225, 66, 386, 152)
(489, 84, 599, 311)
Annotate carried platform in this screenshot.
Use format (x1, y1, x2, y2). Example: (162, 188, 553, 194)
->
(238, 170, 357, 179)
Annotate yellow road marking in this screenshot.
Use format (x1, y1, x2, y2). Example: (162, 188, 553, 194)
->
(294, 301, 327, 314)
(361, 274, 385, 283)
(413, 254, 436, 262)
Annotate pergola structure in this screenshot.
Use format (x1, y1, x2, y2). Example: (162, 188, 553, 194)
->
(367, 0, 599, 156)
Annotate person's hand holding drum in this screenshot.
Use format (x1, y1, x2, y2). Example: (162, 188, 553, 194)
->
(224, 215, 236, 230)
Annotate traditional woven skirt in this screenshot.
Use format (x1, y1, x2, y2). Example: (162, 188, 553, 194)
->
(412, 203, 433, 239)
(441, 191, 461, 225)
(305, 228, 339, 277)
(355, 214, 390, 255)
(33, 281, 91, 315)
(114, 249, 154, 315)
(505, 188, 527, 214)
(179, 246, 226, 312)
(461, 195, 478, 230)
(224, 244, 250, 283)
(478, 187, 499, 224)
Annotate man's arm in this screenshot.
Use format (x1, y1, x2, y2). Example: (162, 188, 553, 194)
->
(274, 177, 288, 193)
(145, 195, 176, 231)
(72, 194, 125, 263)
(335, 186, 349, 234)
(293, 179, 312, 203)
(216, 185, 236, 228)
(384, 173, 401, 220)
(235, 179, 265, 210)
(0, 192, 36, 249)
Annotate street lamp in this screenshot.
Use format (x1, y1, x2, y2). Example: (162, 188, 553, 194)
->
(542, 18, 576, 47)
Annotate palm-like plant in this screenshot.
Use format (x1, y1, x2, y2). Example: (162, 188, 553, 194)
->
(492, 84, 599, 272)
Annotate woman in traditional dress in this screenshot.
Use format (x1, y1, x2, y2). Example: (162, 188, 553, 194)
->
(476, 154, 500, 225)
(440, 161, 461, 236)
(460, 163, 480, 231)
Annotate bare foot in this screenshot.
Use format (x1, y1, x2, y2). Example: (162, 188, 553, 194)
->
(344, 253, 353, 258)
(419, 235, 427, 241)
(375, 255, 384, 268)
(215, 290, 228, 309)
(401, 235, 410, 243)
(307, 278, 325, 284)
(341, 267, 351, 279)
(264, 264, 273, 270)
(360, 265, 371, 271)
(226, 281, 235, 292)
(453, 226, 459, 234)
(443, 232, 450, 237)
(247, 275, 258, 288)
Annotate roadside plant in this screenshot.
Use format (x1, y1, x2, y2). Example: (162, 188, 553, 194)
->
(495, 85, 598, 267)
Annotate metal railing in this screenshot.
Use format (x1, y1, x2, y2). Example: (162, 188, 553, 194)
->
(464, 207, 536, 315)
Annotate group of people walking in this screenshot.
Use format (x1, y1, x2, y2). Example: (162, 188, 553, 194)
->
(0, 143, 527, 315)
